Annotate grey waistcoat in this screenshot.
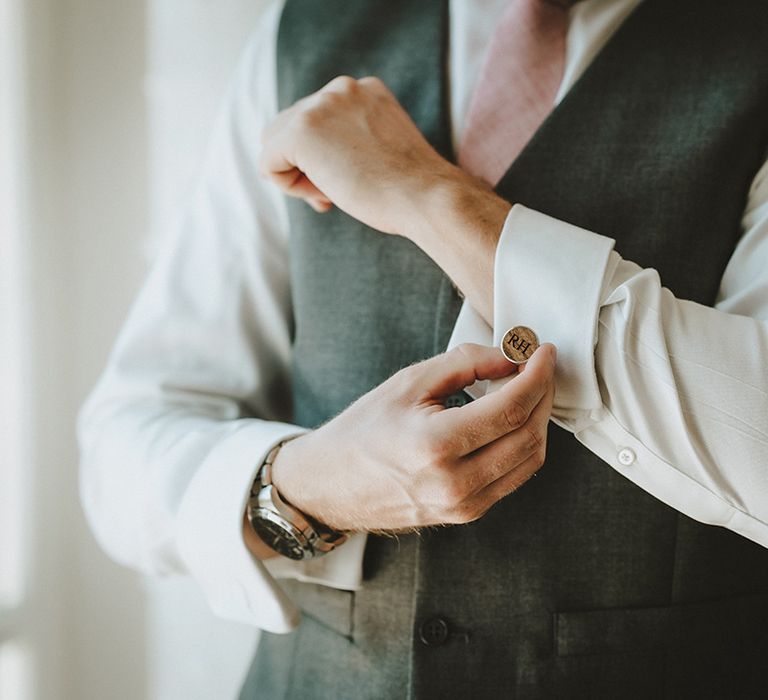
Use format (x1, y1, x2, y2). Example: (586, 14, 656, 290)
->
(242, 1, 768, 698)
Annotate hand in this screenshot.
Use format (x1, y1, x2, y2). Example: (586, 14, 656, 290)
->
(271, 343, 556, 533)
(259, 75, 465, 234)
(259, 75, 510, 325)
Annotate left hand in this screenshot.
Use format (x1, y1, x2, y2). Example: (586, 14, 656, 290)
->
(259, 75, 463, 235)
(261, 75, 511, 325)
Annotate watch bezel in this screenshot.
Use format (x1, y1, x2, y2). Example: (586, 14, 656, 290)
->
(247, 503, 311, 561)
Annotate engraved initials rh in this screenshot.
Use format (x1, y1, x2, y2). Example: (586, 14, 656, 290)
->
(510, 334, 532, 356)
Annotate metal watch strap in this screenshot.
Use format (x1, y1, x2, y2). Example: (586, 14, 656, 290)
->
(249, 439, 348, 558)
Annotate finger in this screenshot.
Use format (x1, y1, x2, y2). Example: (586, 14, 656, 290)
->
(357, 75, 392, 95)
(261, 117, 334, 211)
(456, 376, 554, 493)
(264, 165, 332, 212)
(308, 197, 333, 213)
(270, 168, 329, 200)
(319, 75, 359, 94)
(456, 449, 544, 523)
(435, 343, 556, 453)
(409, 343, 521, 402)
(262, 156, 333, 210)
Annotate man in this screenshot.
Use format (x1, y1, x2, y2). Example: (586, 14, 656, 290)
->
(79, 0, 768, 697)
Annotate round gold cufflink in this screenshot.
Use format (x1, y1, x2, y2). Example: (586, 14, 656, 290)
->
(500, 326, 539, 365)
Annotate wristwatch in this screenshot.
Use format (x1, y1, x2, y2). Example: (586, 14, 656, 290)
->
(246, 440, 348, 560)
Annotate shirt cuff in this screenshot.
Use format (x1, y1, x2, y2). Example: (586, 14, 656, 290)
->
(176, 419, 367, 632)
(492, 204, 615, 411)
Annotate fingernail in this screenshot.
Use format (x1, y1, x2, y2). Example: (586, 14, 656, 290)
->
(548, 344, 557, 365)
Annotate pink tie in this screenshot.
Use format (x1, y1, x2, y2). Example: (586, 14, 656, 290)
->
(459, 0, 569, 186)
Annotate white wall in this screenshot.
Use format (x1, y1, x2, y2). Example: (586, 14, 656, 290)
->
(10, 1, 149, 698)
(12, 0, 269, 698)
(50, 0, 150, 698)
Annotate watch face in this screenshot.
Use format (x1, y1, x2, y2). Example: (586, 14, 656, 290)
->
(251, 514, 306, 560)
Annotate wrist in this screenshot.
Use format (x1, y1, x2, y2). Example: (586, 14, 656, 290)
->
(401, 165, 508, 244)
(400, 165, 510, 324)
(270, 434, 341, 531)
(399, 164, 463, 244)
(246, 435, 348, 560)
(269, 436, 303, 506)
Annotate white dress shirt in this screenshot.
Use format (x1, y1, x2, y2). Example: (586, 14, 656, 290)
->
(79, 0, 768, 634)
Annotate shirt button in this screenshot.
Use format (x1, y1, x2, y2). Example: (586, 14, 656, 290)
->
(419, 617, 450, 646)
(618, 448, 636, 466)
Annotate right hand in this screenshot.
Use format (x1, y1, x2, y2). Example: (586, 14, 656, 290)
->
(272, 342, 556, 533)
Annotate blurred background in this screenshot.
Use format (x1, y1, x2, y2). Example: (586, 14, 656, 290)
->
(1, 1, 271, 697)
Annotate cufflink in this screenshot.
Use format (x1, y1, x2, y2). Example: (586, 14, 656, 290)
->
(500, 326, 539, 364)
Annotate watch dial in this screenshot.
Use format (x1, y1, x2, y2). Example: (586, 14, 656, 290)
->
(252, 517, 306, 560)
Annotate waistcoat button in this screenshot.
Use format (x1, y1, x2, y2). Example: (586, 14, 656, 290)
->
(443, 391, 470, 409)
(419, 617, 450, 646)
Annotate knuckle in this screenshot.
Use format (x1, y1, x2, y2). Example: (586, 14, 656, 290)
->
(535, 445, 548, 469)
(503, 399, 529, 431)
(358, 76, 387, 94)
(359, 75, 382, 86)
(327, 75, 357, 92)
(522, 423, 546, 454)
(317, 91, 345, 111)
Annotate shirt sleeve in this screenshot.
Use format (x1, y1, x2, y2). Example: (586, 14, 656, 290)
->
(77, 1, 364, 634)
(449, 155, 768, 549)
